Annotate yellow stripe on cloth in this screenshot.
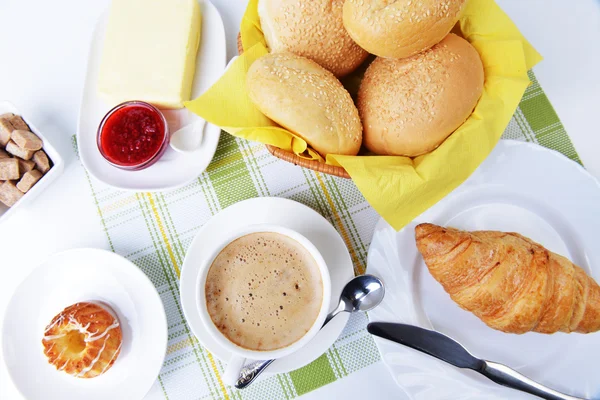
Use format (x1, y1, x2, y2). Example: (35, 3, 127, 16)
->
(146, 193, 181, 277)
(101, 194, 138, 214)
(145, 193, 230, 400)
(167, 338, 193, 355)
(206, 351, 230, 400)
(314, 173, 365, 275)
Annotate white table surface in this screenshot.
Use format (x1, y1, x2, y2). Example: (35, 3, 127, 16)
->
(0, 1, 598, 399)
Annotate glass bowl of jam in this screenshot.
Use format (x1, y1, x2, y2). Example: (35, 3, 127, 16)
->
(97, 101, 169, 171)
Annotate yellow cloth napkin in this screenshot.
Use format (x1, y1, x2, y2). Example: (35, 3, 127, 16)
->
(185, 0, 542, 230)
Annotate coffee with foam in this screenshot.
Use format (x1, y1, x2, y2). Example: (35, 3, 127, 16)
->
(205, 232, 324, 351)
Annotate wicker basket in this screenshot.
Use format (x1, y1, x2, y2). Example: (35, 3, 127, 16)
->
(237, 34, 351, 179)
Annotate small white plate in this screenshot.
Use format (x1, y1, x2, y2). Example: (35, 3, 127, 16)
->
(76, 0, 226, 191)
(180, 197, 354, 374)
(367, 140, 600, 400)
(1, 249, 168, 400)
(0, 101, 64, 223)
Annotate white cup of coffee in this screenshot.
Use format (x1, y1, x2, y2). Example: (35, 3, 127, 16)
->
(196, 224, 331, 385)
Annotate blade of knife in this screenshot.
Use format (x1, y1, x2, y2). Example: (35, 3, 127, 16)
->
(367, 323, 586, 400)
(367, 322, 484, 371)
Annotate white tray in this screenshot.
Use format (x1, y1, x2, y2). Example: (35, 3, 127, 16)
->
(2, 248, 168, 400)
(367, 140, 600, 400)
(0, 101, 64, 224)
(76, 0, 226, 191)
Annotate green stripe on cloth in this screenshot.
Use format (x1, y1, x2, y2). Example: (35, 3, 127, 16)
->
(208, 133, 259, 208)
(519, 71, 581, 163)
(289, 354, 336, 396)
(72, 70, 581, 400)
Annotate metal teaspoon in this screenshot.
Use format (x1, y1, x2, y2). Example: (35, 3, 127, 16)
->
(235, 274, 385, 389)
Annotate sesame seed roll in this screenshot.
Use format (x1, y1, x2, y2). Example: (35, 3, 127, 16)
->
(258, 0, 369, 77)
(247, 52, 363, 156)
(358, 34, 484, 157)
(343, 0, 467, 59)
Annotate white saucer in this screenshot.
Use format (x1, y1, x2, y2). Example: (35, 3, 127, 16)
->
(180, 197, 354, 374)
(1, 249, 168, 400)
(77, 0, 226, 191)
(367, 140, 600, 400)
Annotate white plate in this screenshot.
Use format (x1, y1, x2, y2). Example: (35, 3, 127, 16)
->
(180, 197, 354, 374)
(0, 101, 64, 223)
(367, 140, 600, 400)
(76, 0, 226, 191)
(1, 249, 168, 400)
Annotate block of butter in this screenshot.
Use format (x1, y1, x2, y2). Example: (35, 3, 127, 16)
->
(98, 0, 202, 109)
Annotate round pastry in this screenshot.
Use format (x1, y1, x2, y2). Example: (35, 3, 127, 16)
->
(247, 52, 363, 156)
(258, 0, 368, 77)
(42, 302, 122, 378)
(343, 0, 467, 59)
(358, 33, 484, 157)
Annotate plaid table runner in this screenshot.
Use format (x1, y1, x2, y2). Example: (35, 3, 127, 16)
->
(74, 71, 580, 400)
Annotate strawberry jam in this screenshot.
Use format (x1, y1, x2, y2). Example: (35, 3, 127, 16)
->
(98, 101, 168, 170)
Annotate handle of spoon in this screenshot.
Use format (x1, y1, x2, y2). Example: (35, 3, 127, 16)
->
(235, 307, 344, 389)
(234, 359, 275, 389)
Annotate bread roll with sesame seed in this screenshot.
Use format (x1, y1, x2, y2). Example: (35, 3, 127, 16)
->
(247, 52, 362, 156)
(343, 0, 467, 59)
(358, 34, 483, 157)
(258, 0, 369, 77)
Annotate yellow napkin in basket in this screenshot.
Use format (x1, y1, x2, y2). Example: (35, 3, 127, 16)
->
(185, 0, 542, 230)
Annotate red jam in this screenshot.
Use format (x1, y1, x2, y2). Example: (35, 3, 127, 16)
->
(98, 102, 167, 169)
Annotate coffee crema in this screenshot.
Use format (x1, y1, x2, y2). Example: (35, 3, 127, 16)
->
(205, 232, 324, 351)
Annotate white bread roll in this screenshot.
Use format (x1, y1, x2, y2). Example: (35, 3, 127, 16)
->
(358, 33, 484, 157)
(247, 52, 362, 156)
(258, 0, 368, 77)
(343, 0, 467, 59)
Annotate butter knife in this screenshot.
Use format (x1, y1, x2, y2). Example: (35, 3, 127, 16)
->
(367, 322, 587, 400)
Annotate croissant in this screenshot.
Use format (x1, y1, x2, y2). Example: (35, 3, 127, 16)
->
(415, 223, 600, 334)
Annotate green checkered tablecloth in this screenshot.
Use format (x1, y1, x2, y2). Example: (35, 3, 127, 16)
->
(74, 71, 579, 400)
